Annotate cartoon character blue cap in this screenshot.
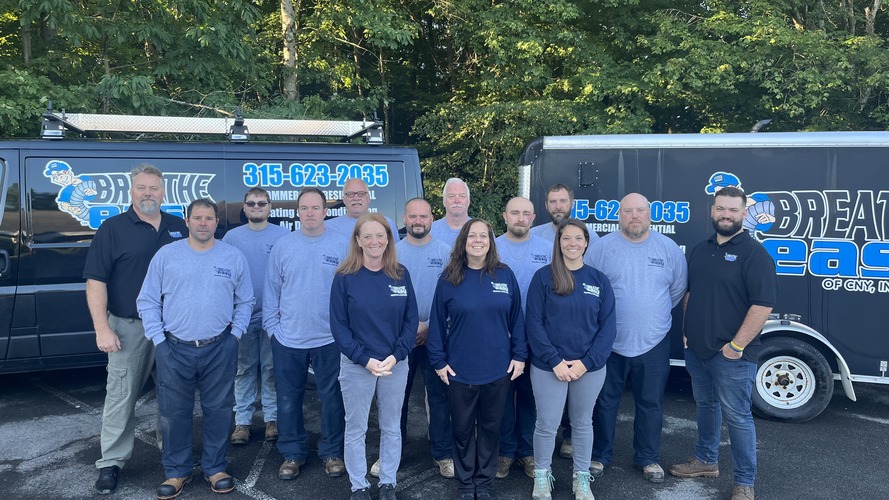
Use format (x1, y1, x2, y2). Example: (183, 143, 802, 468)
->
(705, 171, 741, 195)
(43, 160, 72, 176)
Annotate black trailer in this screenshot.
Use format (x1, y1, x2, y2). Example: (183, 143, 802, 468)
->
(0, 113, 422, 374)
(519, 132, 889, 422)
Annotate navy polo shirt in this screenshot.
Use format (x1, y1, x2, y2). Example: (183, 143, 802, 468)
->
(83, 207, 188, 319)
(684, 231, 777, 362)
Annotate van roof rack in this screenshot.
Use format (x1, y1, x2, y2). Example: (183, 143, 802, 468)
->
(40, 108, 384, 144)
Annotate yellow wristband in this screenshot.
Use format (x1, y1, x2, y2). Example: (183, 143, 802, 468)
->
(730, 341, 744, 352)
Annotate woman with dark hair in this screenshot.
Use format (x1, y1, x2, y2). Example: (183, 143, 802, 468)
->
(525, 219, 616, 500)
(427, 218, 527, 500)
(330, 213, 419, 500)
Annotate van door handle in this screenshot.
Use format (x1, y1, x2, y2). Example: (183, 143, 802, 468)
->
(0, 250, 8, 276)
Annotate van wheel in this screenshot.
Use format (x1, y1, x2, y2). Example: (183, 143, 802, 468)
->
(752, 337, 833, 422)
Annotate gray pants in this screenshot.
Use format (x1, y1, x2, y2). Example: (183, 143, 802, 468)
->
(531, 365, 606, 472)
(95, 313, 159, 469)
(339, 355, 409, 491)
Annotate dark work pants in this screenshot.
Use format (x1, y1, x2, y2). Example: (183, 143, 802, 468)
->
(592, 334, 671, 468)
(401, 345, 453, 460)
(155, 334, 238, 479)
(499, 369, 536, 458)
(448, 375, 511, 495)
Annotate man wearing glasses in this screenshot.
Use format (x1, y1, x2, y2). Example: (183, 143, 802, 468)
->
(326, 177, 399, 239)
(223, 188, 289, 445)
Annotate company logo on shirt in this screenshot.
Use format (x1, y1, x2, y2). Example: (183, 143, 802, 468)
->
(323, 255, 341, 266)
(214, 266, 233, 279)
(725, 253, 738, 262)
(428, 258, 444, 268)
(266, 243, 275, 254)
(491, 282, 510, 294)
(532, 253, 549, 264)
(648, 257, 665, 268)
(169, 231, 183, 238)
(582, 283, 600, 297)
(389, 285, 408, 297)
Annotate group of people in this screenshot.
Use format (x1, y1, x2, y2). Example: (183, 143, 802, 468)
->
(86, 167, 776, 500)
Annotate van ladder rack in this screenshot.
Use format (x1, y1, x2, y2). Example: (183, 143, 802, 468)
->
(40, 112, 384, 143)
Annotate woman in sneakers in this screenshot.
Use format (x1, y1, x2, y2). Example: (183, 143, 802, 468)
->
(330, 214, 419, 500)
(427, 219, 527, 500)
(524, 219, 617, 500)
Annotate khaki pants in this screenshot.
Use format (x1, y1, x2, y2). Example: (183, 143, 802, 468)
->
(95, 313, 160, 469)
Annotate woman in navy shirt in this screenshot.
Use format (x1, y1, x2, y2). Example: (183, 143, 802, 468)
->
(427, 218, 527, 500)
(524, 219, 616, 500)
(330, 213, 419, 500)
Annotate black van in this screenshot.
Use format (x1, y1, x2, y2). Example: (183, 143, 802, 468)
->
(0, 114, 423, 374)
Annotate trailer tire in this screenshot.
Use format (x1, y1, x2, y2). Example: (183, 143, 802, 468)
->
(752, 337, 833, 422)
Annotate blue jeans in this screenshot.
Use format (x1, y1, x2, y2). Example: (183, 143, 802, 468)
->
(233, 320, 276, 425)
(271, 337, 344, 461)
(401, 345, 453, 461)
(499, 369, 535, 458)
(155, 334, 238, 478)
(684, 348, 758, 487)
(592, 334, 670, 468)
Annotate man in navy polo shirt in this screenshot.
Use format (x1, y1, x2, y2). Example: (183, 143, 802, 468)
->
(669, 186, 777, 500)
(84, 164, 187, 495)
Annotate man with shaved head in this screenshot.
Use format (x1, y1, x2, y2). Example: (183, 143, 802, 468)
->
(584, 193, 687, 483)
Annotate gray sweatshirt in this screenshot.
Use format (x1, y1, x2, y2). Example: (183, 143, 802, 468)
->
(585, 230, 687, 357)
(137, 239, 255, 346)
(494, 234, 552, 310)
(263, 228, 346, 349)
(395, 238, 451, 324)
(223, 223, 289, 323)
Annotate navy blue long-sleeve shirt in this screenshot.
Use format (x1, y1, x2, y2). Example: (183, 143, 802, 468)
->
(330, 265, 419, 367)
(525, 264, 616, 372)
(427, 266, 527, 385)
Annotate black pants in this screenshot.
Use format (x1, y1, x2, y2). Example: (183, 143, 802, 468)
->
(448, 375, 511, 494)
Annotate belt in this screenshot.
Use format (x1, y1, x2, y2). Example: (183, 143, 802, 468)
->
(164, 324, 232, 347)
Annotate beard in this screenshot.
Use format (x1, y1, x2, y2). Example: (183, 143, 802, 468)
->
(712, 217, 743, 236)
(408, 224, 430, 239)
(247, 214, 267, 224)
(621, 223, 647, 240)
(508, 225, 529, 238)
(551, 211, 568, 224)
(137, 199, 159, 215)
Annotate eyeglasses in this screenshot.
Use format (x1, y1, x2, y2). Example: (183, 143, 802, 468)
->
(344, 191, 368, 198)
(245, 201, 269, 207)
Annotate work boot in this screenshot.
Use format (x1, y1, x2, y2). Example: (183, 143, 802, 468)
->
(642, 463, 664, 483)
(572, 470, 595, 500)
(731, 486, 755, 500)
(278, 460, 305, 480)
(324, 457, 346, 478)
(433, 458, 455, 478)
(264, 421, 278, 441)
(230, 425, 250, 445)
(495, 457, 513, 478)
(669, 457, 719, 478)
(589, 461, 604, 478)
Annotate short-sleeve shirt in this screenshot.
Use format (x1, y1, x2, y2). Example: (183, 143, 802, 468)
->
(83, 207, 188, 319)
(685, 231, 778, 362)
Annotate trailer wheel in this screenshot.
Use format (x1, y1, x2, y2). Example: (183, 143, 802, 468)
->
(752, 337, 833, 422)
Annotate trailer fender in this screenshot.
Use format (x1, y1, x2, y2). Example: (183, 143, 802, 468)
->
(761, 319, 856, 403)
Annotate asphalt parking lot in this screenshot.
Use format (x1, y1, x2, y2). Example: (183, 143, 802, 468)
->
(1, 366, 887, 500)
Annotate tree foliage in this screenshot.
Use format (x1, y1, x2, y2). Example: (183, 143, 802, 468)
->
(2, 0, 888, 222)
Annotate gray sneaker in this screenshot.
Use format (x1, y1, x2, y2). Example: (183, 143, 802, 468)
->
(572, 470, 595, 500)
(731, 486, 755, 500)
(433, 458, 455, 479)
(589, 461, 604, 478)
(531, 469, 553, 500)
(642, 463, 664, 483)
(669, 457, 719, 478)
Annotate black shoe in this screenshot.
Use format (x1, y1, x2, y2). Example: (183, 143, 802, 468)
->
(457, 492, 475, 500)
(350, 487, 372, 500)
(475, 489, 494, 500)
(95, 466, 120, 495)
(379, 483, 397, 500)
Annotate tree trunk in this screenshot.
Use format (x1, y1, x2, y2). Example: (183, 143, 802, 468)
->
(280, 0, 299, 100)
(21, 22, 31, 65)
(865, 0, 882, 36)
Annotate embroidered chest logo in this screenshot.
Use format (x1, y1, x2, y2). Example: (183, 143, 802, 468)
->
(213, 266, 233, 279)
(491, 282, 510, 294)
(648, 257, 665, 268)
(429, 258, 444, 268)
(583, 283, 600, 297)
(724, 253, 738, 262)
(532, 253, 549, 264)
(323, 254, 340, 266)
(266, 243, 275, 254)
(389, 285, 408, 297)
(169, 231, 183, 238)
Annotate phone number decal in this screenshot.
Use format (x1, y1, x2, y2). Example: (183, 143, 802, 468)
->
(574, 199, 690, 223)
(242, 163, 389, 188)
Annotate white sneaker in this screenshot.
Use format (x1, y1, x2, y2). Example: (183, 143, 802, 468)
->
(434, 458, 455, 478)
(572, 470, 595, 500)
(531, 469, 553, 500)
(370, 458, 381, 478)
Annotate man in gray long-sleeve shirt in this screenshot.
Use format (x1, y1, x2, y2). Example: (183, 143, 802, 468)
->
(264, 187, 347, 481)
(137, 199, 254, 499)
(585, 193, 687, 483)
